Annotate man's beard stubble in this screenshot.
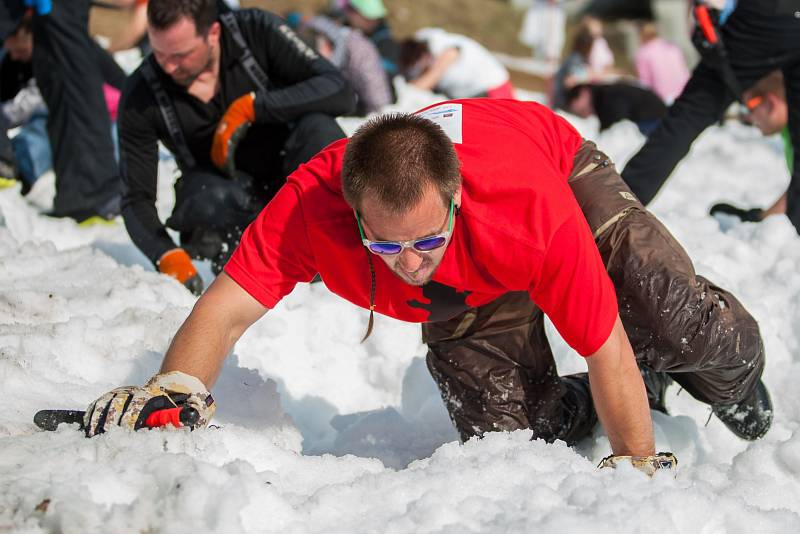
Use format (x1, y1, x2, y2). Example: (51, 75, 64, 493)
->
(173, 45, 216, 87)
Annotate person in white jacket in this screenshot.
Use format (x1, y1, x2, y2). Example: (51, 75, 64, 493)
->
(399, 28, 515, 100)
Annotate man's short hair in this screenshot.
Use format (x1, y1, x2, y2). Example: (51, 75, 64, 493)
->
(342, 113, 462, 213)
(565, 83, 591, 108)
(148, 0, 218, 35)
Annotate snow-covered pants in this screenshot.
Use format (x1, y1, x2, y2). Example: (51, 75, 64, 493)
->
(423, 141, 765, 443)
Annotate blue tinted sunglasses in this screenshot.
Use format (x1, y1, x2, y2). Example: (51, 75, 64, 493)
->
(355, 199, 455, 255)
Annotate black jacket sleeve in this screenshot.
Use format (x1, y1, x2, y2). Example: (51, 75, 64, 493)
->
(236, 10, 356, 123)
(118, 70, 177, 265)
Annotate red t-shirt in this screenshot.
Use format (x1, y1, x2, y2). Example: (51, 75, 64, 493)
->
(225, 99, 617, 356)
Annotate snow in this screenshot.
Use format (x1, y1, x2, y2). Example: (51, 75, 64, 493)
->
(2, 85, 800, 532)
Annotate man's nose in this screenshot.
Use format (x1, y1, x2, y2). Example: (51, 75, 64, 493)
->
(397, 248, 423, 272)
(161, 57, 179, 75)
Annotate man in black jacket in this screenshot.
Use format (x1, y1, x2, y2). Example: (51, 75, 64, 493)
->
(621, 0, 800, 230)
(119, 0, 356, 294)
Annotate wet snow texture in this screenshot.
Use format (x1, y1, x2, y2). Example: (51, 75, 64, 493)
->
(2, 87, 800, 532)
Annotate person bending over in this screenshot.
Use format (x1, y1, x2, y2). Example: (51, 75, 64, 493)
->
(86, 99, 771, 476)
(118, 0, 355, 294)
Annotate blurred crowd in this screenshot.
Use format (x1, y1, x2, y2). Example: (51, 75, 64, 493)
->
(0, 0, 797, 291)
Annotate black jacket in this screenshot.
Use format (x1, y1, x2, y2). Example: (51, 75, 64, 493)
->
(119, 8, 355, 264)
(590, 83, 667, 131)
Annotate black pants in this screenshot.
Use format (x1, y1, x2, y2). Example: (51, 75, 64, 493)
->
(31, 0, 123, 220)
(0, 112, 13, 168)
(425, 143, 765, 444)
(166, 113, 345, 270)
(621, 5, 800, 227)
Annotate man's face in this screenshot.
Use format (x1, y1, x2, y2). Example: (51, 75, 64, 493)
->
(4, 25, 33, 63)
(748, 93, 788, 136)
(149, 17, 220, 87)
(358, 185, 460, 286)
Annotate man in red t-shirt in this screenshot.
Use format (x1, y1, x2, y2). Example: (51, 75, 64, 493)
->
(82, 99, 770, 474)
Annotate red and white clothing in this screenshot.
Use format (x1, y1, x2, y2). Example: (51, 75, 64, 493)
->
(414, 28, 514, 100)
(225, 99, 618, 356)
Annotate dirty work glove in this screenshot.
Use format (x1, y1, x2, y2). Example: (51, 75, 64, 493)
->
(710, 202, 763, 223)
(158, 248, 204, 296)
(211, 92, 255, 175)
(83, 371, 215, 437)
(23, 0, 52, 15)
(598, 452, 677, 477)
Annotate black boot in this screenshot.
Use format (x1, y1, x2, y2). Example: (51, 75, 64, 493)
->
(640, 365, 672, 415)
(712, 379, 773, 440)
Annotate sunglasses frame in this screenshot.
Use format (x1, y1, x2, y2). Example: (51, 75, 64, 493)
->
(355, 198, 455, 256)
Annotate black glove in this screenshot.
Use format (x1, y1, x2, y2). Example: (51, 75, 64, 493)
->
(710, 202, 763, 222)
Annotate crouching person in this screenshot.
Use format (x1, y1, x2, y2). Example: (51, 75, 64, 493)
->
(88, 99, 770, 476)
(119, 0, 355, 293)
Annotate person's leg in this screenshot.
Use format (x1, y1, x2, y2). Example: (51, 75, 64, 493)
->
(423, 291, 597, 444)
(0, 112, 16, 182)
(280, 113, 346, 177)
(571, 142, 765, 408)
(92, 39, 127, 91)
(10, 112, 51, 193)
(781, 60, 800, 232)
(600, 210, 764, 405)
(166, 169, 260, 272)
(621, 63, 735, 205)
(31, 0, 120, 220)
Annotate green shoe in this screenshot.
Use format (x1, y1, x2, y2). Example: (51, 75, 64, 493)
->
(77, 215, 118, 228)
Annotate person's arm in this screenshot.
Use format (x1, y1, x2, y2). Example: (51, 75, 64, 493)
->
(409, 47, 459, 92)
(118, 72, 178, 264)
(345, 32, 393, 114)
(83, 272, 266, 436)
(586, 315, 655, 456)
(526, 196, 654, 457)
(763, 190, 788, 217)
(161, 272, 268, 387)
(105, 2, 148, 53)
(635, 51, 653, 90)
(239, 10, 356, 123)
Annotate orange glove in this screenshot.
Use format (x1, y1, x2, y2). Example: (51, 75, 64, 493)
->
(211, 92, 256, 174)
(158, 248, 204, 296)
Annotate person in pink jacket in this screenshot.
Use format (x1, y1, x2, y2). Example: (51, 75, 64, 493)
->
(635, 22, 689, 104)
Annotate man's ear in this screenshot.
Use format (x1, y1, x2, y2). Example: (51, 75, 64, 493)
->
(207, 21, 222, 43)
(454, 184, 462, 210)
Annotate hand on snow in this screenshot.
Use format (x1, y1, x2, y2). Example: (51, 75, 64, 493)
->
(598, 452, 677, 477)
(157, 248, 204, 296)
(83, 371, 215, 437)
(709, 202, 763, 223)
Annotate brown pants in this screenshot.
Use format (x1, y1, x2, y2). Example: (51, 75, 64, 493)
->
(423, 141, 765, 444)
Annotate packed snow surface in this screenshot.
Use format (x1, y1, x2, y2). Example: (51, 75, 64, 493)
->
(2, 86, 800, 533)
